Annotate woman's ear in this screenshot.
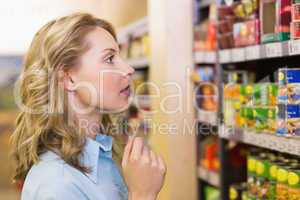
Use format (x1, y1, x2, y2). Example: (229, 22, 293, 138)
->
(59, 69, 76, 92)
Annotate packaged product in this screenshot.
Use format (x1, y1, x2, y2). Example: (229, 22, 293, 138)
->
(291, 3, 300, 21)
(277, 104, 287, 136)
(240, 84, 254, 105)
(276, 162, 290, 200)
(247, 153, 258, 198)
(255, 153, 271, 199)
(254, 107, 269, 132)
(286, 69, 300, 104)
(288, 166, 300, 200)
(278, 68, 288, 104)
(229, 183, 247, 200)
(267, 107, 277, 133)
(286, 104, 300, 136)
(245, 107, 255, 129)
(291, 21, 300, 39)
(268, 83, 279, 106)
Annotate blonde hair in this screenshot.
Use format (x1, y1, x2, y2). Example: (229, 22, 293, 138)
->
(11, 13, 126, 181)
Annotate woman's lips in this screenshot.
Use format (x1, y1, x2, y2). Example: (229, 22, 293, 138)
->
(120, 85, 131, 97)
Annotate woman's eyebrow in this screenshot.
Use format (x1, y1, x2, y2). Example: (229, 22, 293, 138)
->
(102, 48, 119, 54)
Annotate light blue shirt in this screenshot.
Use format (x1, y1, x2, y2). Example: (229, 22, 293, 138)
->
(21, 134, 128, 200)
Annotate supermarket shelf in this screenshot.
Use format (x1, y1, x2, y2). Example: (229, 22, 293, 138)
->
(117, 17, 148, 43)
(127, 57, 149, 69)
(198, 166, 220, 187)
(194, 51, 217, 64)
(197, 109, 217, 126)
(219, 40, 300, 63)
(220, 125, 300, 156)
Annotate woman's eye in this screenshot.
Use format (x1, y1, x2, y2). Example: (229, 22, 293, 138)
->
(106, 55, 114, 64)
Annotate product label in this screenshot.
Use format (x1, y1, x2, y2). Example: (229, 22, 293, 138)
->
(288, 171, 300, 186)
(278, 69, 286, 85)
(256, 161, 265, 176)
(287, 83, 300, 104)
(277, 168, 288, 183)
(286, 69, 300, 83)
(248, 158, 256, 172)
(270, 165, 278, 180)
(287, 104, 300, 118)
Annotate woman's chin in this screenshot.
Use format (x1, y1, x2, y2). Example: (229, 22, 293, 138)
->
(108, 101, 130, 113)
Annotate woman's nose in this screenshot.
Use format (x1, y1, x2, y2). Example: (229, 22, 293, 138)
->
(123, 62, 135, 77)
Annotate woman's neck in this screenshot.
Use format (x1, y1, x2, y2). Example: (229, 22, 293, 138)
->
(76, 110, 102, 139)
(69, 93, 102, 139)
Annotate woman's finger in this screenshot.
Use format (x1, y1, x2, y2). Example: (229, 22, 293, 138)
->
(130, 137, 144, 161)
(141, 144, 151, 164)
(157, 155, 166, 172)
(150, 150, 158, 167)
(122, 136, 135, 167)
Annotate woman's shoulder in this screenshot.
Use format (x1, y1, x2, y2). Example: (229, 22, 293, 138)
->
(26, 151, 66, 181)
(21, 151, 86, 200)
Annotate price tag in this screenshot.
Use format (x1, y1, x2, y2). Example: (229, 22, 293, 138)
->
(219, 49, 231, 63)
(265, 43, 282, 58)
(205, 51, 216, 63)
(288, 40, 300, 55)
(232, 48, 245, 62)
(245, 45, 260, 60)
(195, 52, 205, 63)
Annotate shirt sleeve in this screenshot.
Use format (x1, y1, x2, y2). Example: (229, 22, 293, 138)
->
(34, 181, 88, 200)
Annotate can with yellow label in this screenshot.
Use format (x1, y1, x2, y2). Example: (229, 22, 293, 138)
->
(288, 166, 300, 200)
(276, 163, 291, 200)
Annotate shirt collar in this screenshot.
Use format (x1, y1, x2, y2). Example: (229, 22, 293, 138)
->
(82, 133, 113, 183)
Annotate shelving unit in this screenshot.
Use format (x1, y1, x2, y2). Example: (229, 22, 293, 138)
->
(220, 126, 300, 156)
(197, 109, 217, 126)
(192, 0, 300, 200)
(117, 17, 149, 69)
(198, 166, 220, 187)
(194, 51, 217, 64)
(117, 17, 148, 44)
(219, 40, 300, 63)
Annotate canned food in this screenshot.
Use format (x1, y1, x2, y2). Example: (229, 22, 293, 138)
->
(286, 69, 300, 104)
(254, 84, 268, 106)
(229, 183, 247, 200)
(255, 154, 271, 199)
(277, 104, 287, 136)
(240, 84, 253, 105)
(288, 167, 300, 200)
(254, 107, 269, 132)
(268, 83, 278, 106)
(247, 153, 258, 197)
(267, 107, 277, 134)
(287, 104, 300, 136)
(268, 160, 282, 200)
(291, 21, 300, 39)
(278, 68, 288, 104)
(276, 164, 290, 200)
(240, 106, 247, 128)
(245, 107, 255, 129)
(292, 3, 300, 21)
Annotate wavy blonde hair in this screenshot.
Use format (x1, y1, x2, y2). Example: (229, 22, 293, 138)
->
(11, 13, 127, 181)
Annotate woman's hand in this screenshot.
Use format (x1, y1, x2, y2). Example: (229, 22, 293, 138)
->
(122, 137, 166, 200)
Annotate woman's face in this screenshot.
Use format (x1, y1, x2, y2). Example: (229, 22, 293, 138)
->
(68, 27, 135, 113)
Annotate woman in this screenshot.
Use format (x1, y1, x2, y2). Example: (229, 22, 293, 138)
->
(11, 13, 166, 200)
